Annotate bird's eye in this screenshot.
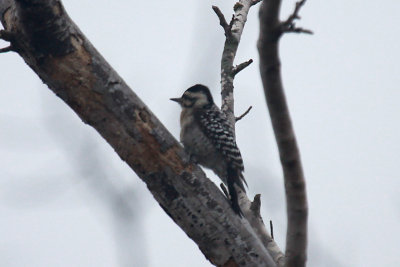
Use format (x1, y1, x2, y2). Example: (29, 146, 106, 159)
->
(183, 95, 196, 102)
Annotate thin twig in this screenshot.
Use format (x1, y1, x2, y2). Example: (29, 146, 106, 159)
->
(283, 0, 306, 25)
(235, 106, 252, 122)
(232, 59, 253, 76)
(212, 6, 231, 37)
(270, 220, 274, 240)
(281, 0, 313, 35)
(285, 25, 313, 34)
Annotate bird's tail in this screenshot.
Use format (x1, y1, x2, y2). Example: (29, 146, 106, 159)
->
(227, 166, 245, 217)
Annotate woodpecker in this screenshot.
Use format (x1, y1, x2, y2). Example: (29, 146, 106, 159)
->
(171, 84, 246, 216)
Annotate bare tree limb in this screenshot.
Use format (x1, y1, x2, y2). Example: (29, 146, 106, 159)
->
(213, 0, 257, 125)
(258, 0, 310, 266)
(270, 220, 274, 240)
(212, 6, 231, 37)
(232, 59, 253, 76)
(238, 190, 285, 266)
(284, 26, 313, 35)
(214, 1, 285, 265)
(281, 0, 313, 35)
(235, 105, 252, 122)
(0, 0, 278, 266)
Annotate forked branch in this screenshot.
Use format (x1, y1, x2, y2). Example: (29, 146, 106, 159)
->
(281, 0, 313, 34)
(212, 0, 259, 124)
(213, 1, 285, 266)
(212, 6, 231, 37)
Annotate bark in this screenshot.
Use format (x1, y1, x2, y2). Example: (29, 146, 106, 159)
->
(257, 1, 310, 266)
(0, 0, 277, 266)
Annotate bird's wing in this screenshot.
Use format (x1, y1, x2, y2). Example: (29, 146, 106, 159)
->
(196, 108, 244, 171)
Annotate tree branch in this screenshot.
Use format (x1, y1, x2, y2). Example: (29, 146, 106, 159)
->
(269, 220, 274, 240)
(232, 59, 253, 76)
(235, 105, 252, 122)
(213, 0, 258, 125)
(214, 1, 285, 266)
(258, 0, 309, 266)
(0, 0, 277, 266)
(212, 6, 231, 37)
(238, 189, 285, 266)
(281, 0, 313, 35)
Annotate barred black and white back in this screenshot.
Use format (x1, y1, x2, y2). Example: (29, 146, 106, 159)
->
(197, 108, 246, 188)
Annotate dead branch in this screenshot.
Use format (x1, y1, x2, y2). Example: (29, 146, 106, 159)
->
(214, 1, 285, 266)
(212, 6, 231, 37)
(281, 0, 313, 34)
(233, 59, 254, 76)
(270, 220, 274, 240)
(213, 0, 258, 125)
(235, 106, 253, 122)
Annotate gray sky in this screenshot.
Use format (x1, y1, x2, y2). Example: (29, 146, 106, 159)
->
(1, 0, 399, 266)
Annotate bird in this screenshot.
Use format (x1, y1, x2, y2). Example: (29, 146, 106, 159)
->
(170, 84, 247, 216)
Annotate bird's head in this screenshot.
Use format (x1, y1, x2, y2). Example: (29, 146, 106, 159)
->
(170, 84, 214, 109)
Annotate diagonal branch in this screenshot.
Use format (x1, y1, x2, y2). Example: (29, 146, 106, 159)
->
(258, 0, 310, 267)
(235, 105, 252, 122)
(232, 59, 253, 76)
(212, 6, 231, 37)
(282, 0, 306, 26)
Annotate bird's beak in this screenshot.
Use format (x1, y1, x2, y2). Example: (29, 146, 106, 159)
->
(170, 97, 182, 104)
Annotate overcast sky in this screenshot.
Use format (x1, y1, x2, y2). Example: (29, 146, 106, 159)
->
(1, 0, 399, 266)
